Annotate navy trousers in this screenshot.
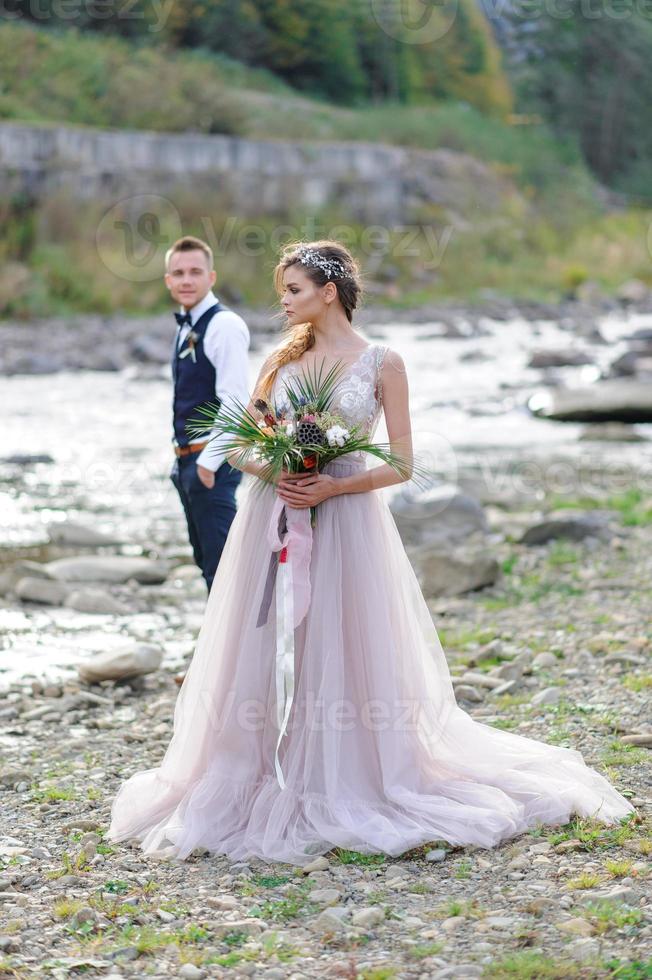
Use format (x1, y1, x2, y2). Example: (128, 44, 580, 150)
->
(170, 454, 242, 593)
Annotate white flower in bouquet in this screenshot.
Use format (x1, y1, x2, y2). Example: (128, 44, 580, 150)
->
(325, 424, 350, 448)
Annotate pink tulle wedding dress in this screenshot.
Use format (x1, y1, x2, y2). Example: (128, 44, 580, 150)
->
(107, 343, 634, 866)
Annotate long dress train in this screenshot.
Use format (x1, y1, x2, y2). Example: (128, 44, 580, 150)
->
(107, 343, 634, 866)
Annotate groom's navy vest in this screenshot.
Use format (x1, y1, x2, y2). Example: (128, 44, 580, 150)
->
(172, 301, 228, 447)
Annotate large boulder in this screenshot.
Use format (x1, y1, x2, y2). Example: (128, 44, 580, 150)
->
(65, 589, 131, 615)
(45, 556, 170, 584)
(15, 577, 70, 606)
(0, 560, 57, 597)
(413, 547, 500, 598)
(606, 341, 652, 380)
(528, 380, 652, 422)
(519, 511, 615, 546)
(77, 644, 162, 683)
(528, 348, 594, 369)
(390, 485, 488, 549)
(46, 521, 123, 547)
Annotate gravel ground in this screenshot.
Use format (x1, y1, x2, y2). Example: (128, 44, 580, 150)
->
(1, 499, 651, 979)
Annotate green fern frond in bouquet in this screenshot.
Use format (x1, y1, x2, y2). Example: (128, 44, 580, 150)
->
(186, 357, 431, 523)
(281, 359, 344, 414)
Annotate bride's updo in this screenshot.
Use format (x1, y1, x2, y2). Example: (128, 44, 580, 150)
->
(256, 240, 363, 400)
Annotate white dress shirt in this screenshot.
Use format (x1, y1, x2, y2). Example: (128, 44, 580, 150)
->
(175, 289, 250, 472)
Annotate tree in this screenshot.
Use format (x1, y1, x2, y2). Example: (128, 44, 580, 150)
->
(5, 0, 513, 114)
(507, 2, 652, 197)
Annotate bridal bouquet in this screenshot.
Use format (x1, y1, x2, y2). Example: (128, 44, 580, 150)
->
(186, 360, 421, 523)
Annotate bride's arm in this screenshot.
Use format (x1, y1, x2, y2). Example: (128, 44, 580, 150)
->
(331, 348, 413, 496)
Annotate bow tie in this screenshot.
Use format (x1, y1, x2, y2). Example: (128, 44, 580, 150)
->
(174, 311, 193, 328)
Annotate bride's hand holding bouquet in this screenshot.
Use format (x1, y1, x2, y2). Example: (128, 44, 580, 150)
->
(275, 470, 339, 509)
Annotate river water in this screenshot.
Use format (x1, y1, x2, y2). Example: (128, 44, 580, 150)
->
(1, 312, 651, 684)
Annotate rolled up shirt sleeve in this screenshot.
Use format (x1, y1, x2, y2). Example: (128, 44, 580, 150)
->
(195, 311, 251, 472)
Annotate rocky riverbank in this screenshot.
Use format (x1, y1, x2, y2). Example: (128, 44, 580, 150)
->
(1, 461, 651, 978)
(3, 280, 652, 376)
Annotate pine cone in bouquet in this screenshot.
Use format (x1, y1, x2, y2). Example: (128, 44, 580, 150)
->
(296, 418, 326, 446)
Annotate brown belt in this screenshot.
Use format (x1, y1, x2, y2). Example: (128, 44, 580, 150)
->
(174, 441, 209, 458)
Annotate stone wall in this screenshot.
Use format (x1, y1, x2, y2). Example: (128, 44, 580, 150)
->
(0, 120, 515, 225)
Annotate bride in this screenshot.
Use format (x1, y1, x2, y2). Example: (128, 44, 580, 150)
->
(107, 240, 634, 866)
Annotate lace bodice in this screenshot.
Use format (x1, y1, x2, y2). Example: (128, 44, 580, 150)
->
(272, 344, 389, 442)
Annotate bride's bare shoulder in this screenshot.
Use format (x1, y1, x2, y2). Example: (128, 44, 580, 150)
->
(379, 346, 407, 382)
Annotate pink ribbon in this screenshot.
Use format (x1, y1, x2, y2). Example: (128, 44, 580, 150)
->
(257, 498, 313, 788)
(266, 497, 313, 628)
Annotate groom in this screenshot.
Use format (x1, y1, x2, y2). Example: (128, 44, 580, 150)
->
(165, 235, 250, 595)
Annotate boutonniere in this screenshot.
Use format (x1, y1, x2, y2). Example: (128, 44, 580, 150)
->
(179, 330, 200, 363)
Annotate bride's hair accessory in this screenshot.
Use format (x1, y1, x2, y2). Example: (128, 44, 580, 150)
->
(296, 246, 348, 280)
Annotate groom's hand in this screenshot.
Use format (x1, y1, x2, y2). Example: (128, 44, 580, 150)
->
(197, 464, 215, 489)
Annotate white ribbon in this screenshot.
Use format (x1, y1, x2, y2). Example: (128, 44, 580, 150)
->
(274, 546, 295, 789)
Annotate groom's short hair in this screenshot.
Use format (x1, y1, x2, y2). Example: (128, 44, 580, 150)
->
(165, 235, 214, 271)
